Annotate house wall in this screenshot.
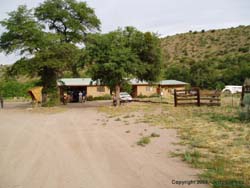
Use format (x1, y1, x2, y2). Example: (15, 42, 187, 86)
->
(135, 85, 158, 97)
(87, 86, 110, 97)
(160, 85, 186, 97)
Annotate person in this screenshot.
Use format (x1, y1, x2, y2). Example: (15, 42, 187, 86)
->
(63, 93, 68, 105)
(78, 91, 83, 103)
(0, 96, 3, 109)
(82, 90, 86, 102)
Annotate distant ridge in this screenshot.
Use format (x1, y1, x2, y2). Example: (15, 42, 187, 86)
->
(161, 25, 250, 88)
(161, 25, 250, 63)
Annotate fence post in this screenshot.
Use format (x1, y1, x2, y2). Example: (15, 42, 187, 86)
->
(174, 89, 177, 107)
(197, 88, 200, 107)
(241, 86, 245, 107)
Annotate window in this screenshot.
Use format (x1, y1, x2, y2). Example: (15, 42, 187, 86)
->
(97, 86, 105, 92)
(146, 86, 153, 92)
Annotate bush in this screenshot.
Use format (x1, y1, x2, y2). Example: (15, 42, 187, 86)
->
(137, 136, 151, 146)
(0, 80, 38, 98)
(239, 94, 250, 121)
(149, 93, 160, 98)
(137, 94, 148, 98)
(238, 47, 249, 53)
(93, 94, 112, 100)
(41, 87, 60, 107)
(86, 95, 94, 101)
(86, 94, 111, 101)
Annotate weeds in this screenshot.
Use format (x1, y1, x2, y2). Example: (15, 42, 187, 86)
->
(150, 132, 160, 137)
(209, 113, 240, 123)
(183, 150, 201, 166)
(115, 117, 121, 121)
(137, 136, 151, 146)
(123, 115, 131, 118)
(100, 98, 250, 187)
(137, 133, 161, 147)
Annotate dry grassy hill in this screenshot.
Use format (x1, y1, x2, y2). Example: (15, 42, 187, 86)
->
(160, 25, 250, 88)
(161, 25, 250, 64)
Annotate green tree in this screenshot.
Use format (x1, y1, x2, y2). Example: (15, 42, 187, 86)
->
(165, 64, 191, 83)
(0, 1, 100, 105)
(0, 5, 45, 54)
(35, 0, 100, 43)
(86, 27, 162, 105)
(35, 0, 101, 77)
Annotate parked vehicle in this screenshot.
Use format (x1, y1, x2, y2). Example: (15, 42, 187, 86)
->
(112, 92, 133, 106)
(120, 92, 133, 102)
(222, 85, 242, 94)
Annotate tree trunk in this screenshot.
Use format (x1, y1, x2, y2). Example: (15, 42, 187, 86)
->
(40, 67, 60, 106)
(115, 84, 121, 106)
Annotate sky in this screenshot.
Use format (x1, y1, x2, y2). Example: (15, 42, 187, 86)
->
(0, 0, 250, 65)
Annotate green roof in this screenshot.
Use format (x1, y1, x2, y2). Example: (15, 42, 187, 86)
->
(160, 80, 188, 85)
(130, 79, 188, 86)
(57, 78, 94, 86)
(57, 78, 188, 86)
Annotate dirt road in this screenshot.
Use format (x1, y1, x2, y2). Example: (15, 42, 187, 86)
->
(0, 103, 209, 188)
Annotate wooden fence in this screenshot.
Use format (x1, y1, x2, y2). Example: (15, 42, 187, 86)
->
(174, 88, 221, 107)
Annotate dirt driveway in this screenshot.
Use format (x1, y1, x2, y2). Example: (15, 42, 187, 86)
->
(0, 102, 209, 188)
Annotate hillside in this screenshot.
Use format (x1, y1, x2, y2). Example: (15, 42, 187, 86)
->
(161, 25, 250, 63)
(161, 25, 250, 89)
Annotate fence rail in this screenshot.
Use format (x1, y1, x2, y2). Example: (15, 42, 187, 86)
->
(174, 88, 221, 107)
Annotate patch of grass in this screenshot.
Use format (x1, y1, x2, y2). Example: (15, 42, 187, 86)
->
(123, 115, 131, 118)
(221, 133, 229, 139)
(100, 100, 250, 186)
(208, 113, 240, 123)
(137, 136, 151, 146)
(232, 137, 247, 147)
(245, 133, 250, 141)
(201, 157, 246, 188)
(169, 151, 181, 158)
(182, 150, 202, 167)
(139, 119, 152, 124)
(115, 117, 121, 121)
(150, 132, 160, 137)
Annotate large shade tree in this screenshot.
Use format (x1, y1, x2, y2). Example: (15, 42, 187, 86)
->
(0, 0, 100, 105)
(86, 27, 162, 105)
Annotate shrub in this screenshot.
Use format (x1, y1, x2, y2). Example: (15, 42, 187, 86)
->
(137, 136, 151, 146)
(86, 95, 94, 101)
(149, 93, 160, 98)
(92, 94, 112, 100)
(86, 95, 111, 101)
(137, 94, 148, 98)
(0, 80, 38, 98)
(238, 47, 249, 53)
(244, 78, 250, 86)
(239, 93, 250, 121)
(42, 87, 60, 107)
(150, 132, 160, 137)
